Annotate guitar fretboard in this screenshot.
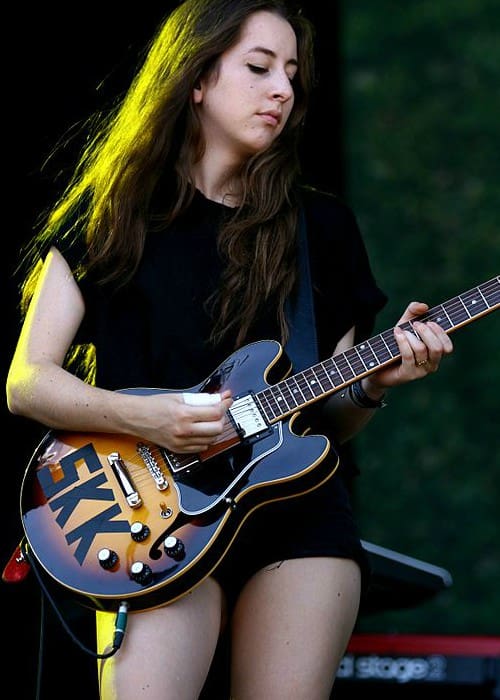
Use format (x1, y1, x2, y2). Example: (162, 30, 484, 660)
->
(256, 276, 500, 423)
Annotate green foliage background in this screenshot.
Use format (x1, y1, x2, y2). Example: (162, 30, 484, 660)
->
(341, 0, 499, 634)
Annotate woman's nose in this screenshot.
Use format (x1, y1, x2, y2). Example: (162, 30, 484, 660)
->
(271, 72, 293, 102)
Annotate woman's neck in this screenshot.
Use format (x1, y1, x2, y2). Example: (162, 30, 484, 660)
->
(192, 155, 241, 207)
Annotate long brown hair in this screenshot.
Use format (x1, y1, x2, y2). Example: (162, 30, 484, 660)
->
(20, 0, 316, 373)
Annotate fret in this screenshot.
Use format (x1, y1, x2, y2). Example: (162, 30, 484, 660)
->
(427, 303, 453, 331)
(357, 339, 384, 370)
(380, 328, 400, 357)
(279, 379, 301, 410)
(287, 375, 308, 403)
(253, 393, 271, 423)
(405, 319, 422, 338)
(331, 354, 355, 382)
(445, 296, 471, 326)
(314, 361, 336, 392)
(483, 277, 500, 306)
(322, 358, 347, 388)
(461, 288, 488, 316)
(302, 367, 325, 398)
(266, 389, 282, 416)
(296, 370, 316, 400)
(259, 389, 279, 420)
(268, 385, 288, 415)
(375, 333, 394, 363)
(270, 383, 292, 415)
(367, 336, 393, 366)
(344, 347, 366, 375)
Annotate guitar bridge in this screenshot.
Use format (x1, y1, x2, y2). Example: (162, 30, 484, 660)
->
(107, 451, 142, 508)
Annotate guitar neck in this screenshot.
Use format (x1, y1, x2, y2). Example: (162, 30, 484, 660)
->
(256, 276, 500, 423)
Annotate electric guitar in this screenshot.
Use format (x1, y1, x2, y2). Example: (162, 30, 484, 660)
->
(19, 277, 499, 612)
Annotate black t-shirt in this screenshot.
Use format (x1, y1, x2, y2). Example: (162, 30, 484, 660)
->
(59, 185, 387, 392)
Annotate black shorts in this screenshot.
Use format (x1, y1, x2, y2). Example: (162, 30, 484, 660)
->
(210, 456, 371, 612)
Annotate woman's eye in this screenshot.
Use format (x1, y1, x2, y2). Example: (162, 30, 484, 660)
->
(247, 64, 268, 75)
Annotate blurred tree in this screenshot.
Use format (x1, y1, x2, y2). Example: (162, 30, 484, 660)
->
(341, 0, 499, 634)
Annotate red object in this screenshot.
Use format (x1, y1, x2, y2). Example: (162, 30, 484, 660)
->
(2, 543, 31, 584)
(347, 633, 500, 657)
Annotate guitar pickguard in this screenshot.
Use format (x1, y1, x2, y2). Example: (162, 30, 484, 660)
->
(175, 423, 283, 513)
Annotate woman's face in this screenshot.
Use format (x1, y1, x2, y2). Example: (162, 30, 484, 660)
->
(194, 10, 298, 164)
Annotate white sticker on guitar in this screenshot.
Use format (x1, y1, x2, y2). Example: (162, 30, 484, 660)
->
(182, 392, 222, 406)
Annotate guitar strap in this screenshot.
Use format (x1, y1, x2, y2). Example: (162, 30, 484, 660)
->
(284, 206, 319, 371)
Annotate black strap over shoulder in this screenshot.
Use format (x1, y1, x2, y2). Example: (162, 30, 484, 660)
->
(284, 207, 319, 371)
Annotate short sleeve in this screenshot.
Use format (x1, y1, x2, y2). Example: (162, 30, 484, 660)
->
(301, 186, 388, 358)
(39, 224, 99, 347)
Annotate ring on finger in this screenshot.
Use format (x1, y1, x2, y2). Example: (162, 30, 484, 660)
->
(416, 359, 428, 367)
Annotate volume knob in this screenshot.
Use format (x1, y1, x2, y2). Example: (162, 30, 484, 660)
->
(130, 561, 153, 585)
(130, 521, 151, 542)
(97, 548, 119, 570)
(163, 535, 185, 561)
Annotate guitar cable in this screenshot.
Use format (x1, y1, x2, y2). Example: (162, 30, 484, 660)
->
(21, 538, 129, 659)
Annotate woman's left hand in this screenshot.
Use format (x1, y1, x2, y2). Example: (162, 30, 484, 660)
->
(364, 301, 454, 394)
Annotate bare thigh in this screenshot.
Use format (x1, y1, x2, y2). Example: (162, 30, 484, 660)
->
(97, 577, 224, 700)
(230, 556, 361, 700)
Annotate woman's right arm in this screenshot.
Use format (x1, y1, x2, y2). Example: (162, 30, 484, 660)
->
(6, 247, 230, 453)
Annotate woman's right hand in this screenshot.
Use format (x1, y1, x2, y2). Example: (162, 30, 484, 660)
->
(124, 389, 234, 453)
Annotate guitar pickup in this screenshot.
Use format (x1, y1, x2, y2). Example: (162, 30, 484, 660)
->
(228, 393, 269, 440)
(107, 451, 142, 508)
